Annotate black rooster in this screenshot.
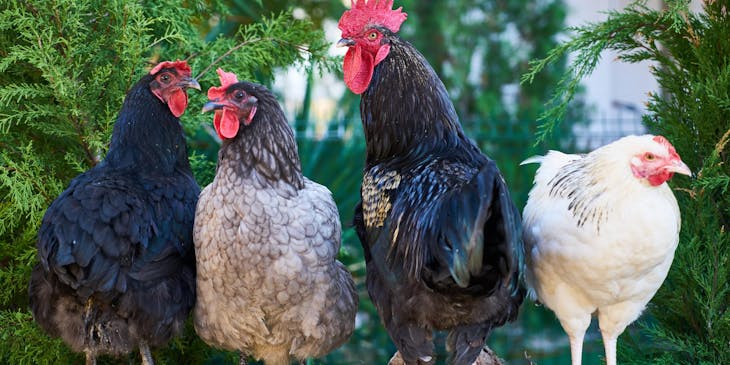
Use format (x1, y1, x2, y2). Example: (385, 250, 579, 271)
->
(28, 60, 201, 365)
(337, 1, 524, 364)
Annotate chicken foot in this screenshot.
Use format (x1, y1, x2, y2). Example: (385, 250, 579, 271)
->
(447, 323, 492, 365)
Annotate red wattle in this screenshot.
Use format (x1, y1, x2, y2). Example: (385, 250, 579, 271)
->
(214, 109, 240, 140)
(168, 90, 188, 117)
(648, 171, 673, 186)
(343, 46, 374, 95)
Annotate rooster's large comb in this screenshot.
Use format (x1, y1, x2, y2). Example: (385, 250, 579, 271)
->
(338, 0, 407, 37)
(207, 68, 239, 101)
(150, 60, 191, 76)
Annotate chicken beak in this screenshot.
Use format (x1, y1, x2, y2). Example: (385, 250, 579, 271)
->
(336, 38, 355, 48)
(180, 77, 201, 91)
(667, 160, 692, 176)
(202, 100, 224, 113)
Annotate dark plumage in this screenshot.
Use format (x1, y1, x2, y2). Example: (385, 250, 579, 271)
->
(339, 2, 524, 364)
(28, 61, 200, 365)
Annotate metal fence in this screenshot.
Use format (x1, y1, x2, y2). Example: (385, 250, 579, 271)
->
(295, 117, 647, 153)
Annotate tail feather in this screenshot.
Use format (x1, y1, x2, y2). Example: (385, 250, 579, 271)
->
(497, 172, 524, 297)
(428, 162, 523, 294)
(519, 155, 544, 166)
(438, 167, 492, 288)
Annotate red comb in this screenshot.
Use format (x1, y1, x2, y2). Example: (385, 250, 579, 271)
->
(150, 60, 191, 76)
(338, 0, 408, 37)
(653, 135, 680, 159)
(207, 68, 239, 101)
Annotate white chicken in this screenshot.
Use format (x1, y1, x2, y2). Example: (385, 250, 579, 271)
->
(521, 134, 691, 365)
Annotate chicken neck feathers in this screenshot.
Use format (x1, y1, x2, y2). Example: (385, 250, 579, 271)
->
(104, 73, 194, 175)
(216, 82, 303, 190)
(360, 31, 468, 166)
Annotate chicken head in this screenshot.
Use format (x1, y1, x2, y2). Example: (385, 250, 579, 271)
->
(202, 68, 258, 139)
(149, 60, 200, 117)
(337, 0, 407, 94)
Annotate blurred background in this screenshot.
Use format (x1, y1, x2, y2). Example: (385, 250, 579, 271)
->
(221, 1, 699, 363)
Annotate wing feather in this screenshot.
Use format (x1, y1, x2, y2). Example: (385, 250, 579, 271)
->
(36, 170, 198, 300)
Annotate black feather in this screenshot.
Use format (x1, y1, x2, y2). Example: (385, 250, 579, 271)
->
(29, 68, 199, 358)
(353, 29, 525, 365)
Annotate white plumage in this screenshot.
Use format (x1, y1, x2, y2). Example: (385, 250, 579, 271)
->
(522, 134, 691, 365)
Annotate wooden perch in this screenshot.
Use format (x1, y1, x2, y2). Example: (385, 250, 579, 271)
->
(388, 347, 505, 365)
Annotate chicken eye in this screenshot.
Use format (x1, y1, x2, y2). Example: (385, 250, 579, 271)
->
(160, 74, 171, 83)
(367, 31, 378, 40)
(645, 153, 655, 161)
(234, 91, 245, 100)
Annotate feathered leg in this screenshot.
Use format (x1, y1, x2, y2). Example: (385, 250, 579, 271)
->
(446, 323, 491, 365)
(139, 341, 154, 365)
(238, 352, 248, 365)
(85, 350, 96, 365)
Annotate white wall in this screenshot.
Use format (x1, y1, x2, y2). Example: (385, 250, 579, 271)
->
(564, 0, 703, 147)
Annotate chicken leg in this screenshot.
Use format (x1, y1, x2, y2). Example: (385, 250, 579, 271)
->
(384, 322, 434, 365)
(597, 301, 645, 365)
(568, 332, 585, 365)
(140, 341, 154, 365)
(85, 350, 96, 365)
(558, 314, 591, 365)
(447, 323, 492, 365)
(601, 335, 617, 365)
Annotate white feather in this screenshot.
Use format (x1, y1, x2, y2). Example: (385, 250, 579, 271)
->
(522, 134, 683, 365)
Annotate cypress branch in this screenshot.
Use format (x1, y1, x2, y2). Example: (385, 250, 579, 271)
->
(521, 0, 691, 143)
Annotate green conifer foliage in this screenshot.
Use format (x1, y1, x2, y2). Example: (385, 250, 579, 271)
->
(0, 1, 330, 363)
(525, 1, 729, 363)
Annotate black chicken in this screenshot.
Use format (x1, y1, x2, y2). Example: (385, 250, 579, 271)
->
(28, 60, 201, 365)
(337, 1, 524, 364)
